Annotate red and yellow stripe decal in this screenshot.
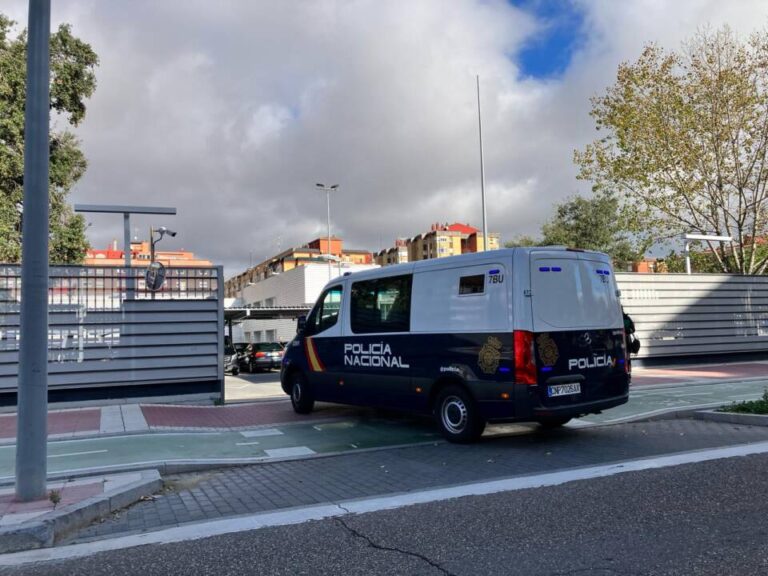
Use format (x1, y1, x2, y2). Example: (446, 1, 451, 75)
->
(304, 337, 325, 372)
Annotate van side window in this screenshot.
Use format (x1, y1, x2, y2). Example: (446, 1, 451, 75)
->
(459, 274, 484, 295)
(306, 285, 343, 335)
(351, 275, 412, 333)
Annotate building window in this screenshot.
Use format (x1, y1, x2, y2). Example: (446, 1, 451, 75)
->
(459, 274, 484, 295)
(244, 331, 252, 343)
(265, 329, 276, 342)
(351, 275, 412, 334)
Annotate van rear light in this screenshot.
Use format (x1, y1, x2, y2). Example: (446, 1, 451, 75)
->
(255, 352, 266, 358)
(514, 330, 537, 385)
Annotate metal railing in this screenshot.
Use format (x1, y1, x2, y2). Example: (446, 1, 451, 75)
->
(0, 265, 219, 311)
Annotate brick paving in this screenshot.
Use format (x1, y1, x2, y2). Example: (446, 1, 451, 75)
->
(0, 408, 100, 440)
(141, 402, 356, 429)
(632, 362, 768, 385)
(69, 418, 768, 543)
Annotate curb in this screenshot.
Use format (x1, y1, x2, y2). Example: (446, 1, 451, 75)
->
(0, 469, 162, 554)
(694, 410, 768, 427)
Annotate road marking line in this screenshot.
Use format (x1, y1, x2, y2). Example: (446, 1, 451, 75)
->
(4, 440, 768, 566)
(235, 441, 260, 446)
(240, 429, 283, 438)
(264, 446, 315, 458)
(49, 450, 108, 459)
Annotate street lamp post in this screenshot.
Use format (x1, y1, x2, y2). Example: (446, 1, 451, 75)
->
(682, 233, 733, 274)
(315, 183, 339, 281)
(476, 75, 488, 252)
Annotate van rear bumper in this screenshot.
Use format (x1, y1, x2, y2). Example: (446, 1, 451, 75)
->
(479, 392, 629, 423)
(530, 393, 628, 418)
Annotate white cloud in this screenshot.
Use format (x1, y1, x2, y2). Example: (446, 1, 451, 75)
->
(5, 0, 768, 275)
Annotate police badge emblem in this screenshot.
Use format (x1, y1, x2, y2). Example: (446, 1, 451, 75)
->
(478, 336, 503, 374)
(536, 333, 559, 367)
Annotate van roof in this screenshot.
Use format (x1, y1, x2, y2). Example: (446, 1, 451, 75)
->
(332, 246, 612, 284)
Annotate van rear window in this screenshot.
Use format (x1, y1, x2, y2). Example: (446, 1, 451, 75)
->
(351, 275, 412, 333)
(459, 274, 484, 295)
(531, 258, 620, 329)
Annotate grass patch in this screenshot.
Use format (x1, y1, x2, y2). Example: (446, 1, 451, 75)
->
(720, 389, 768, 414)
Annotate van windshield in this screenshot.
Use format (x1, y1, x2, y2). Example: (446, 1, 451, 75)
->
(531, 256, 620, 330)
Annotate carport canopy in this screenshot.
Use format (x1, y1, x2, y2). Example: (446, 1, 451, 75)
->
(225, 305, 312, 324)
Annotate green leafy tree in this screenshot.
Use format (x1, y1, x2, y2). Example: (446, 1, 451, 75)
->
(503, 234, 540, 248)
(575, 26, 768, 274)
(0, 14, 97, 264)
(538, 192, 643, 268)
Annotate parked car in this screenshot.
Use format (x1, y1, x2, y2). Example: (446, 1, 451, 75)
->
(240, 342, 284, 372)
(224, 345, 240, 375)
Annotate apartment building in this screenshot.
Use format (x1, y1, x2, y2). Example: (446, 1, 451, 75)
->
(85, 240, 212, 267)
(226, 237, 373, 298)
(374, 222, 500, 266)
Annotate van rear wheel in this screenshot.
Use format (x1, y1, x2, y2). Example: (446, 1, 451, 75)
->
(434, 385, 485, 443)
(290, 372, 314, 414)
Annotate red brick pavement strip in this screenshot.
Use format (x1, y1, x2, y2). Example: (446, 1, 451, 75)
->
(632, 362, 768, 386)
(0, 409, 100, 440)
(141, 401, 358, 429)
(0, 482, 102, 515)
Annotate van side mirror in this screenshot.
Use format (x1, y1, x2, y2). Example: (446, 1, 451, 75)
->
(296, 315, 306, 334)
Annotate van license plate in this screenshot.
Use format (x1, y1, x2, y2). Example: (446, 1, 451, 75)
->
(547, 383, 581, 397)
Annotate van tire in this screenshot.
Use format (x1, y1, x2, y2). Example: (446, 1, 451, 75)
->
(537, 416, 571, 429)
(290, 372, 314, 414)
(434, 385, 485, 443)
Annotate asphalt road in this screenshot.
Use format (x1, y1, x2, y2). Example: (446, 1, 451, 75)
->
(6, 452, 768, 575)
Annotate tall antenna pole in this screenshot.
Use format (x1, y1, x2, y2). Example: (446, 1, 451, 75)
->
(477, 75, 488, 252)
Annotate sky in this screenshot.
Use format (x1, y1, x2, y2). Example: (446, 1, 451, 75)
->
(4, 0, 768, 277)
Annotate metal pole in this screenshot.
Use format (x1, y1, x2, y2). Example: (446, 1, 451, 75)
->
(149, 227, 156, 300)
(16, 0, 51, 502)
(685, 241, 691, 275)
(123, 212, 133, 299)
(326, 190, 332, 281)
(476, 75, 488, 252)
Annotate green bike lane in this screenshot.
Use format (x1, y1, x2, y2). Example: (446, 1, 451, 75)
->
(0, 417, 441, 481)
(0, 377, 766, 480)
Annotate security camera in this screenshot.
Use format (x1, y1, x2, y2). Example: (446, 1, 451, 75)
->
(158, 226, 177, 237)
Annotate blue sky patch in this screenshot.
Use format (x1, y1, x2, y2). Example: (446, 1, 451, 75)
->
(510, 0, 585, 78)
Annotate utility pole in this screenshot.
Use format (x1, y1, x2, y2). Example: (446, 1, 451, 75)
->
(477, 75, 488, 252)
(16, 0, 51, 502)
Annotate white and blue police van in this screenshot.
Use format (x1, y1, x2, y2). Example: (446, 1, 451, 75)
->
(280, 247, 630, 442)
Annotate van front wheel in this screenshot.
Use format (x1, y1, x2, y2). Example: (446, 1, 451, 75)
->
(290, 372, 314, 414)
(435, 386, 485, 443)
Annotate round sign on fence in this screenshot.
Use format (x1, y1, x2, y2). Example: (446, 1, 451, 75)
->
(145, 261, 166, 291)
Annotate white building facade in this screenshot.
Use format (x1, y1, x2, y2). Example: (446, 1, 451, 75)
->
(234, 262, 378, 343)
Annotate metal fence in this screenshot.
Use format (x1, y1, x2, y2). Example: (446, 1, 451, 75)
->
(0, 265, 224, 394)
(616, 272, 768, 359)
